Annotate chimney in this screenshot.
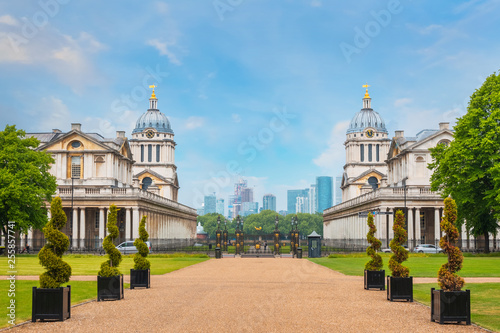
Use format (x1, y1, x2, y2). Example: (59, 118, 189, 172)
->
(71, 123, 81, 131)
(52, 129, 61, 133)
(116, 131, 125, 138)
(395, 130, 404, 138)
(439, 122, 449, 130)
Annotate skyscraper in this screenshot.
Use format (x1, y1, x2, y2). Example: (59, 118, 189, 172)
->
(295, 196, 309, 213)
(241, 188, 253, 203)
(309, 184, 317, 213)
(204, 194, 216, 214)
(262, 194, 276, 212)
(334, 176, 342, 205)
(316, 176, 333, 213)
(287, 189, 309, 215)
(216, 198, 225, 216)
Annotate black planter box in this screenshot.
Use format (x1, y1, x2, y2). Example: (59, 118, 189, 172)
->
(387, 276, 413, 302)
(364, 270, 385, 290)
(32, 285, 71, 322)
(97, 275, 124, 301)
(431, 288, 471, 325)
(130, 269, 150, 289)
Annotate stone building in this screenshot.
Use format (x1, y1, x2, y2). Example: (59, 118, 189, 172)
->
(23, 89, 196, 250)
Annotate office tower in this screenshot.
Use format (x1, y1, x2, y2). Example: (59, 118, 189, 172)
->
(287, 189, 309, 215)
(316, 176, 333, 212)
(334, 176, 342, 205)
(204, 194, 216, 214)
(216, 198, 225, 216)
(263, 194, 277, 212)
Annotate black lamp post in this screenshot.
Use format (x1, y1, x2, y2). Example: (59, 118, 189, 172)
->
(223, 219, 228, 251)
(274, 215, 280, 255)
(235, 216, 241, 255)
(240, 216, 244, 254)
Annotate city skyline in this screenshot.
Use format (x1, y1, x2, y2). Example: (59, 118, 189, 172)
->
(1, 2, 499, 212)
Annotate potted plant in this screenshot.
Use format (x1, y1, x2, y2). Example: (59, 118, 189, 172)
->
(130, 216, 151, 289)
(32, 197, 72, 322)
(387, 210, 413, 301)
(97, 205, 124, 301)
(364, 212, 384, 290)
(431, 197, 470, 325)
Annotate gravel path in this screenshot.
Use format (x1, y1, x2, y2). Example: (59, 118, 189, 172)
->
(9, 259, 489, 332)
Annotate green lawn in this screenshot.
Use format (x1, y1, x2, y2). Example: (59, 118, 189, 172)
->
(414, 283, 500, 332)
(1, 254, 209, 276)
(309, 253, 500, 277)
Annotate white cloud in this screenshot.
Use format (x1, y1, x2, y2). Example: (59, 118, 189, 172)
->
(185, 116, 205, 130)
(232, 114, 241, 123)
(0, 15, 19, 26)
(313, 120, 349, 170)
(38, 97, 71, 130)
(147, 38, 182, 65)
(310, 0, 322, 7)
(394, 98, 412, 108)
(155, 1, 169, 14)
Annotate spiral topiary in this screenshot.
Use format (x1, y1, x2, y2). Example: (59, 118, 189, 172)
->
(38, 197, 72, 288)
(133, 215, 150, 270)
(365, 212, 383, 271)
(438, 197, 465, 291)
(98, 205, 122, 277)
(388, 210, 410, 277)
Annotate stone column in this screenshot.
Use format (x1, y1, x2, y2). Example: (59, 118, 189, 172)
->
(415, 208, 421, 245)
(388, 208, 394, 240)
(72, 208, 78, 248)
(125, 208, 131, 241)
(132, 207, 140, 239)
(27, 228, 33, 248)
(99, 208, 105, 242)
(434, 208, 441, 244)
(80, 208, 86, 249)
(407, 207, 414, 249)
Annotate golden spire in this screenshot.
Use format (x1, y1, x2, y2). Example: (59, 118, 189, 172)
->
(362, 83, 370, 98)
(149, 84, 157, 99)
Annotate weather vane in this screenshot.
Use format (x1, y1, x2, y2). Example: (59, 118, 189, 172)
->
(149, 84, 157, 98)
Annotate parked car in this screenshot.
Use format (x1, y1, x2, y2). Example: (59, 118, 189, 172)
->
(116, 241, 152, 254)
(413, 244, 443, 253)
(381, 245, 409, 253)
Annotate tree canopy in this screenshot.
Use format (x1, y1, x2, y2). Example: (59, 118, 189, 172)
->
(197, 210, 323, 239)
(428, 71, 500, 252)
(0, 125, 57, 241)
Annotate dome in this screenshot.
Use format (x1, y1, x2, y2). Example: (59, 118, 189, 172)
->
(132, 109, 173, 134)
(347, 108, 387, 134)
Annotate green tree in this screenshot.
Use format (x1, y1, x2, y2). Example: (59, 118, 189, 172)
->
(388, 210, 409, 277)
(365, 212, 383, 271)
(428, 72, 500, 253)
(98, 205, 122, 277)
(133, 215, 150, 270)
(38, 197, 72, 288)
(0, 125, 57, 249)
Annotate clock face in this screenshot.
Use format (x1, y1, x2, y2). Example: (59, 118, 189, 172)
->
(366, 129, 374, 138)
(146, 130, 155, 139)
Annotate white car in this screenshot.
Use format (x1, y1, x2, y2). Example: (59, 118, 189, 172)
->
(116, 241, 152, 254)
(414, 244, 443, 253)
(381, 245, 408, 253)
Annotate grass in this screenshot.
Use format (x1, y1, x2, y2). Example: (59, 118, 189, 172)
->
(413, 283, 500, 332)
(1, 253, 209, 276)
(309, 253, 500, 277)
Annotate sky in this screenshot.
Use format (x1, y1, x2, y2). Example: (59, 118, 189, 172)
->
(1, 0, 500, 213)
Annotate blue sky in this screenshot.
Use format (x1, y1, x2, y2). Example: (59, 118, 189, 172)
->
(1, 0, 499, 212)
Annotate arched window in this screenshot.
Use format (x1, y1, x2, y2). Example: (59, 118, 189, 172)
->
(368, 176, 378, 190)
(142, 177, 152, 190)
(360, 144, 364, 162)
(438, 140, 450, 147)
(368, 144, 372, 162)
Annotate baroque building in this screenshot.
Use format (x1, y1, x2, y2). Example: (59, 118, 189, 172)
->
(23, 89, 197, 250)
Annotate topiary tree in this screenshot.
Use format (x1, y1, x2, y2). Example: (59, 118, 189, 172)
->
(98, 205, 122, 277)
(38, 197, 72, 288)
(365, 212, 383, 271)
(438, 197, 465, 291)
(133, 216, 150, 270)
(388, 210, 409, 277)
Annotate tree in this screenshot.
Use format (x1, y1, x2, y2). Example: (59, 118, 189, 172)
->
(133, 216, 150, 270)
(0, 125, 57, 249)
(365, 212, 383, 271)
(98, 205, 122, 277)
(438, 197, 465, 291)
(38, 197, 71, 288)
(388, 210, 409, 277)
(429, 72, 500, 253)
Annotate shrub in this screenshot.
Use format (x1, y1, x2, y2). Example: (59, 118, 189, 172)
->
(98, 205, 122, 277)
(438, 197, 465, 291)
(365, 212, 383, 271)
(38, 197, 72, 288)
(133, 216, 150, 270)
(388, 210, 410, 277)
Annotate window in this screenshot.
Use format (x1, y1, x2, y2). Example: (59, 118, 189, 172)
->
(376, 144, 380, 162)
(140, 145, 144, 162)
(95, 210, 99, 229)
(368, 144, 372, 162)
(156, 145, 160, 162)
(142, 177, 152, 190)
(360, 144, 364, 162)
(71, 141, 81, 149)
(438, 140, 450, 147)
(368, 176, 378, 190)
(71, 156, 81, 179)
(148, 144, 152, 162)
